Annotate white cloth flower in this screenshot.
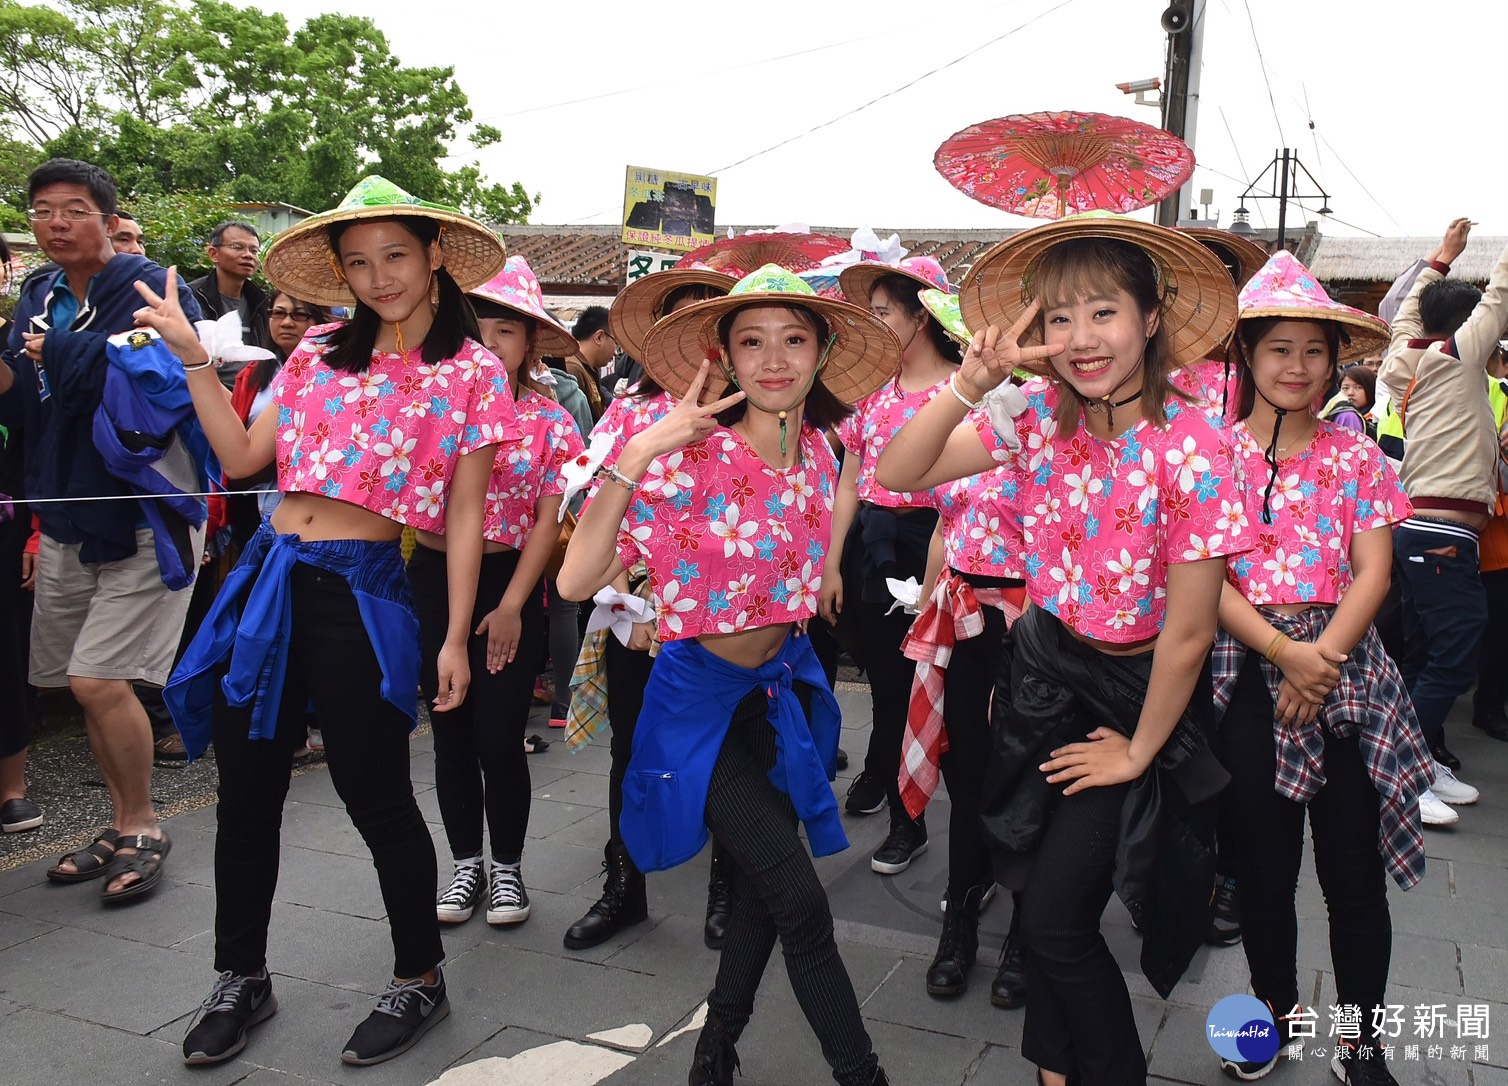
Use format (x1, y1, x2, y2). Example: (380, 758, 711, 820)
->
(983, 383, 1029, 452)
(558, 429, 613, 521)
(885, 576, 923, 616)
(194, 310, 276, 366)
(811, 226, 909, 274)
(585, 585, 654, 646)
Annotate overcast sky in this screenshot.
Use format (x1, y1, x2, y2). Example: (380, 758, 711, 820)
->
(254, 0, 1493, 240)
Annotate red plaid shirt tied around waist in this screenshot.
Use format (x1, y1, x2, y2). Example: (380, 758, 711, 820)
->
(1211, 610, 1433, 889)
(897, 570, 1026, 819)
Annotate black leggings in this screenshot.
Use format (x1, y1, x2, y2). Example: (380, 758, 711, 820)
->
(704, 689, 878, 1086)
(604, 635, 657, 845)
(211, 560, 441, 980)
(940, 600, 1008, 897)
(411, 545, 546, 863)
(1219, 653, 1391, 1038)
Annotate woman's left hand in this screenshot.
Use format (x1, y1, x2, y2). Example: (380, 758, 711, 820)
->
(476, 603, 523, 673)
(1041, 727, 1147, 795)
(434, 639, 471, 713)
(133, 266, 211, 368)
(1275, 677, 1323, 728)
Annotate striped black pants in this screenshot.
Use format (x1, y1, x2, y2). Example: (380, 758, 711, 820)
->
(702, 687, 878, 1086)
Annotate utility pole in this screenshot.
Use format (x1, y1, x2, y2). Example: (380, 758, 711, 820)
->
(1156, 0, 1204, 227)
(1235, 149, 1330, 251)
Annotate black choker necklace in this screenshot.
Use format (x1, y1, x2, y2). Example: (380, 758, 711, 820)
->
(1085, 387, 1143, 430)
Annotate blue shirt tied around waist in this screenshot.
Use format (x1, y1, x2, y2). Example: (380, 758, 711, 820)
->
(164, 521, 420, 759)
(621, 633, 848, 873)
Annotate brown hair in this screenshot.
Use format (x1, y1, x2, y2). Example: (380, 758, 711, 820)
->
(1028, 238, 1190, 436)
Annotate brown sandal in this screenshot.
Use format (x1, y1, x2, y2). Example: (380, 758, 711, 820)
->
(46, 829, 121, 883)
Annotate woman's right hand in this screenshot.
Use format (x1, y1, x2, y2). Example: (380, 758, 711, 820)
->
(627, 360, 745, 465)
(1272, 638, 1345, 702)
(818, 567, 842, 625)
(959, 300, 1065, 395)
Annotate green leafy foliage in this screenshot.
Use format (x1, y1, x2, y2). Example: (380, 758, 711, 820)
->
(0, 0, 538, 239)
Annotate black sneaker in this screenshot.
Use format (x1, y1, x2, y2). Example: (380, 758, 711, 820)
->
(1205, 875, 1242, 946)
(1430, 744, 1462, 772)
(340, 970, 450, 1066)
(871, 810, 927, 874)
(435, 861, 484, 923)
(182, 970, 278, 1065)
(1331, 1042, 1399, 1085)
(0, 797, 43, 833)
(845, 771, 886, 815)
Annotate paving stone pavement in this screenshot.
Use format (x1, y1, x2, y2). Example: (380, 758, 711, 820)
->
(1, 686, 1505, 1085)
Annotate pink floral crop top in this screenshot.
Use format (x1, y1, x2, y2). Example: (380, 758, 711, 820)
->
(975, 379, 1250, 642)
(838, 376, 951, 507)
(1225, 420, 1410, 606)
(272, 326, 518, 532)
(937, 466, 1026, 579)
(614, 424, 839, 640)
(482, 390, 585, 549)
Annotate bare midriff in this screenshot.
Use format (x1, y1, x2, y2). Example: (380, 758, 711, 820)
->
(696, 622, 797, 669)
(270, 491, 401, 543)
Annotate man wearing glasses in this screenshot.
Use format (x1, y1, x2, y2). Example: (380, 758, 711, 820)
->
(0, 158, 203, 905)
(188, 220, 268, 390)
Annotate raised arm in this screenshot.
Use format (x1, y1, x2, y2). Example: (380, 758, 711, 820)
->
(1453, 237, 1508, 370)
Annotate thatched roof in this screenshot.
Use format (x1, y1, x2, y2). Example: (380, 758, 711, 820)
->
(1311, 236, 1507, 284)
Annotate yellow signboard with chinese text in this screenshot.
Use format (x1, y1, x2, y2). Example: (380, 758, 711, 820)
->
(621, 166, 717, 253)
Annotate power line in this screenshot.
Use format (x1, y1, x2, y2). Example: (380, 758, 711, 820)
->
(1313, 130, 1405, 234)
(1199, 162, 1382, 237)
(706, 0, 1075, 176)
(1240, 0, 1286, 147)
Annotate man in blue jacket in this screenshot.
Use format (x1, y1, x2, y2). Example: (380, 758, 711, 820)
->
(0, 158, 203, 904)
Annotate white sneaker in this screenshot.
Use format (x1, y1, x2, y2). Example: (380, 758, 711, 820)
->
(1430, 763, 1479, 806)
(1419, 789, 1460, 827)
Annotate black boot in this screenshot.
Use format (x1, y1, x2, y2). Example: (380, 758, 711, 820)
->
(563, 840, 648, 950)
(925, 884, 984, 997)
(704, 841, 733, 950)
(687, 1013, 740, 1086)
(990, 894, 1026, 1009)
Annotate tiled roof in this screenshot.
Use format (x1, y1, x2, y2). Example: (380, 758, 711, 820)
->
(501, 225, 1016, 293)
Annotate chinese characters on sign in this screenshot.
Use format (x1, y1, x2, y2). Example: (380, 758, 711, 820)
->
(1278, 1003, 1489, 1062)
(625, 249, 681, 286)
(621, 165, 717, 252)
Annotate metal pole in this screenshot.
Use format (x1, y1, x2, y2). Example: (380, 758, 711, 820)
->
(1276, 147, 1290, 250)
(1177, 0, 1205, 222)
(1155, 5, 1196, 227)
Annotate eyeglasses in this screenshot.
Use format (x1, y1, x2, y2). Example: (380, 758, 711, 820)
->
(27, 207, 108, 223)
(215, 242, 260, 255)
(270, 308, 315, 321)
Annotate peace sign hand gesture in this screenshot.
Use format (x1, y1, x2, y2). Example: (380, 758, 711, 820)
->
(957, 300, 1065, 398)
(133, 266, 211, 369)
(626, 360, 746, 465)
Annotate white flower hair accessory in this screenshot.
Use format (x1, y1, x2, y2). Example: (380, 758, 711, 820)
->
(558, 429, 614, 520)
(812, 227, 908, 274)
(194, 310, 276, 367)
(885, 576, 923, 616)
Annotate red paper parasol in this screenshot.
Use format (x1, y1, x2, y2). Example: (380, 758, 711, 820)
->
(934, 111, 1195, 220)
(675, 229, 851, 277)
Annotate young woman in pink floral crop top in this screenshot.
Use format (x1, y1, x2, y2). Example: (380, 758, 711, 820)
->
(876, 216, 1244, 1084)
(409, 257, 585, 934)
(136, 177, 514, 1068)
(558, 265, 901, 1086)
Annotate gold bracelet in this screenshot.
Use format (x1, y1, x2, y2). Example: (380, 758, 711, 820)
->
(596, 465, 641, 493)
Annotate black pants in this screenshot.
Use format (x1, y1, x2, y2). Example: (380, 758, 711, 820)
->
(212, 560, 442, 979)
(1219, 654, 1391, 1039)
(703, 689, 877, 1086)
(410, 545, 546, 863)
(605, 635, 657, 845)
(1019, 781, 1141, 1083)
(1475, 567, 1508, 716)
(940, 600, 1008, 898)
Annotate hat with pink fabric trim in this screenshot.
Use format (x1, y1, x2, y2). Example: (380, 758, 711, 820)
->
(838, 255, 954, 307)
(1235, 250, 1388, 365)
(468, 255, 578, 358)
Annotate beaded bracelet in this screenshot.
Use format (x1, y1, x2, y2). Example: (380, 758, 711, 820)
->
(949, 373, 984, 410)
(596, 464, 641, 494)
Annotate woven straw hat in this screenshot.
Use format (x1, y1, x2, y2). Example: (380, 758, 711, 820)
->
(640, 263, 902, 405)
(1180, 226, 1270, 289)
(959, 212, 1239, 370)
(1233, 250, 1389, 365)
(263, 175, 505, 309)
(469, 256, 578, 358)
(609, 263, 735, 363)
(839, 255, 953, 308)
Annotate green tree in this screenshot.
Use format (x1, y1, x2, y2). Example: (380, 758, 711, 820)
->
(0, 0, 537, 225)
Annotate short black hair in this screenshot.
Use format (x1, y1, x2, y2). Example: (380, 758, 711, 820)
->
(572, 305, 611, 342)
(117, 210, 136, 223)
(209, 220, 260, 246)
(1418, 278, 1481, 339)
(27, 158, 119, 217)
